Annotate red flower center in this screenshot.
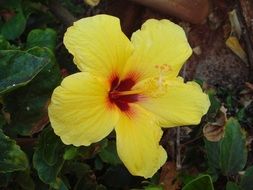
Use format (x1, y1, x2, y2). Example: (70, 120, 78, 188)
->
(108, 75, 139, 112)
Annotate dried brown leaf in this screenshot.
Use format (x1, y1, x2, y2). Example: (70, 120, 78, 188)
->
(203, 110, 226, 142)
(245, 82, 253, 91)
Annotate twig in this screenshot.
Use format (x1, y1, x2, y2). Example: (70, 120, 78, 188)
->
(176, 127, 181, 170)
(47, 0, 77, 26)
(175, 64, 188, 170)
(179, 135, 203, 147)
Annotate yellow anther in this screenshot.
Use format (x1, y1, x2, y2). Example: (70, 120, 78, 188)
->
(162, 64, 172, 72)
(142, 78, 169, 98)
(160, 65, 165, 70)
(154, 64, 172, 73)
(154, 64, 172, 89)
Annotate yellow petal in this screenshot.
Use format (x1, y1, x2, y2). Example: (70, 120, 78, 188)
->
(138, 77, 210, 127)
(123, 19, 192, 80)
(64, 15, 133, 78)
(48, 72, 119, 146)
(115, 104, 167, 178)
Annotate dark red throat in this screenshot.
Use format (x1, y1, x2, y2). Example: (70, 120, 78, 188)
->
(108, 76, 139, 111)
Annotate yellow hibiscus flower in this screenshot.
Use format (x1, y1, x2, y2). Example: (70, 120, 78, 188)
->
(48, 14, 210, 178)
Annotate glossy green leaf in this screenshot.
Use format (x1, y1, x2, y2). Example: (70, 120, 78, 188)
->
(0, 12, 26, 40)
(50, 178, 69, 190)
(240, 166, 253, 190)
(26, 28, 57, 51)
(220, 118, 247, 175)
(99, 141, 121, 166)
(94, 158, 104, 170)
(62, 161, 90, 178)
(182, 175, 214, 190)
(33, 127, 65, 185)
(0, 129, 29, 173)
(40, 127, 65, 165)
(0, 35, 11, 50)
(63, 146, 78, 160)
(226, 182, 242, 190)
(0, 0, 26, 40)
(4, 47, 61, 135)
(206, 89, 221, 119)
(0, 49, 49, 95)
(204, 139, 220, 170)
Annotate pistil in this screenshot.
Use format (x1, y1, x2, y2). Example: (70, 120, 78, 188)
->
(111, 89, 143, 96)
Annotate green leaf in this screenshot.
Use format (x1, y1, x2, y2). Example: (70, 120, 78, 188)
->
(226, 182, 242, 190)
(206, 89, 221, 119)
(62, 161, 90, 178)
(33, 127, 65, 185)
(206, 167, 220, 183)
(63, 146, 78, 160)
(220, 118, 247, 175)
(0, 49, 49, 95)
(4, 47, 61, 135)
(204, 139, 220, 170)
(0, 129, 29, 173)
(100, 165, 136, 189)
(62, 161, 102, 190)
(99, 141, 121, 166)
(50, 178, 69, 190)
(236, 108, 246, 122)
(40, 127, 65, 166)
(240, 166, 253, 190)
(26, 28, 57, 51)
(94, 158, 104, 170)
(0, 35, 11, 50)
(182, 175, 214, 190)
(0, 0, 26, 40)
(0, 11, 26, 40)
(144, 185, 164, 190)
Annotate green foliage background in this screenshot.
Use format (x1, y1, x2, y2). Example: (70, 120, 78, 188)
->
(0, 0, 252, 189)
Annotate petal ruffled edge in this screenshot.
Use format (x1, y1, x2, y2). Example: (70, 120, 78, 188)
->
(137, 77, 210, 127)
(64, 14, 133, 78)
(122, 19, 192, 81)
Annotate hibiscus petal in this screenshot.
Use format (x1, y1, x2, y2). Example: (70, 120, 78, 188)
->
(64, 15, 133, 78)
(48, 72, 119, 146)
(115, 104, 167, 178)
(123, 19, 192, 80)
(138, 77, 210, 127)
